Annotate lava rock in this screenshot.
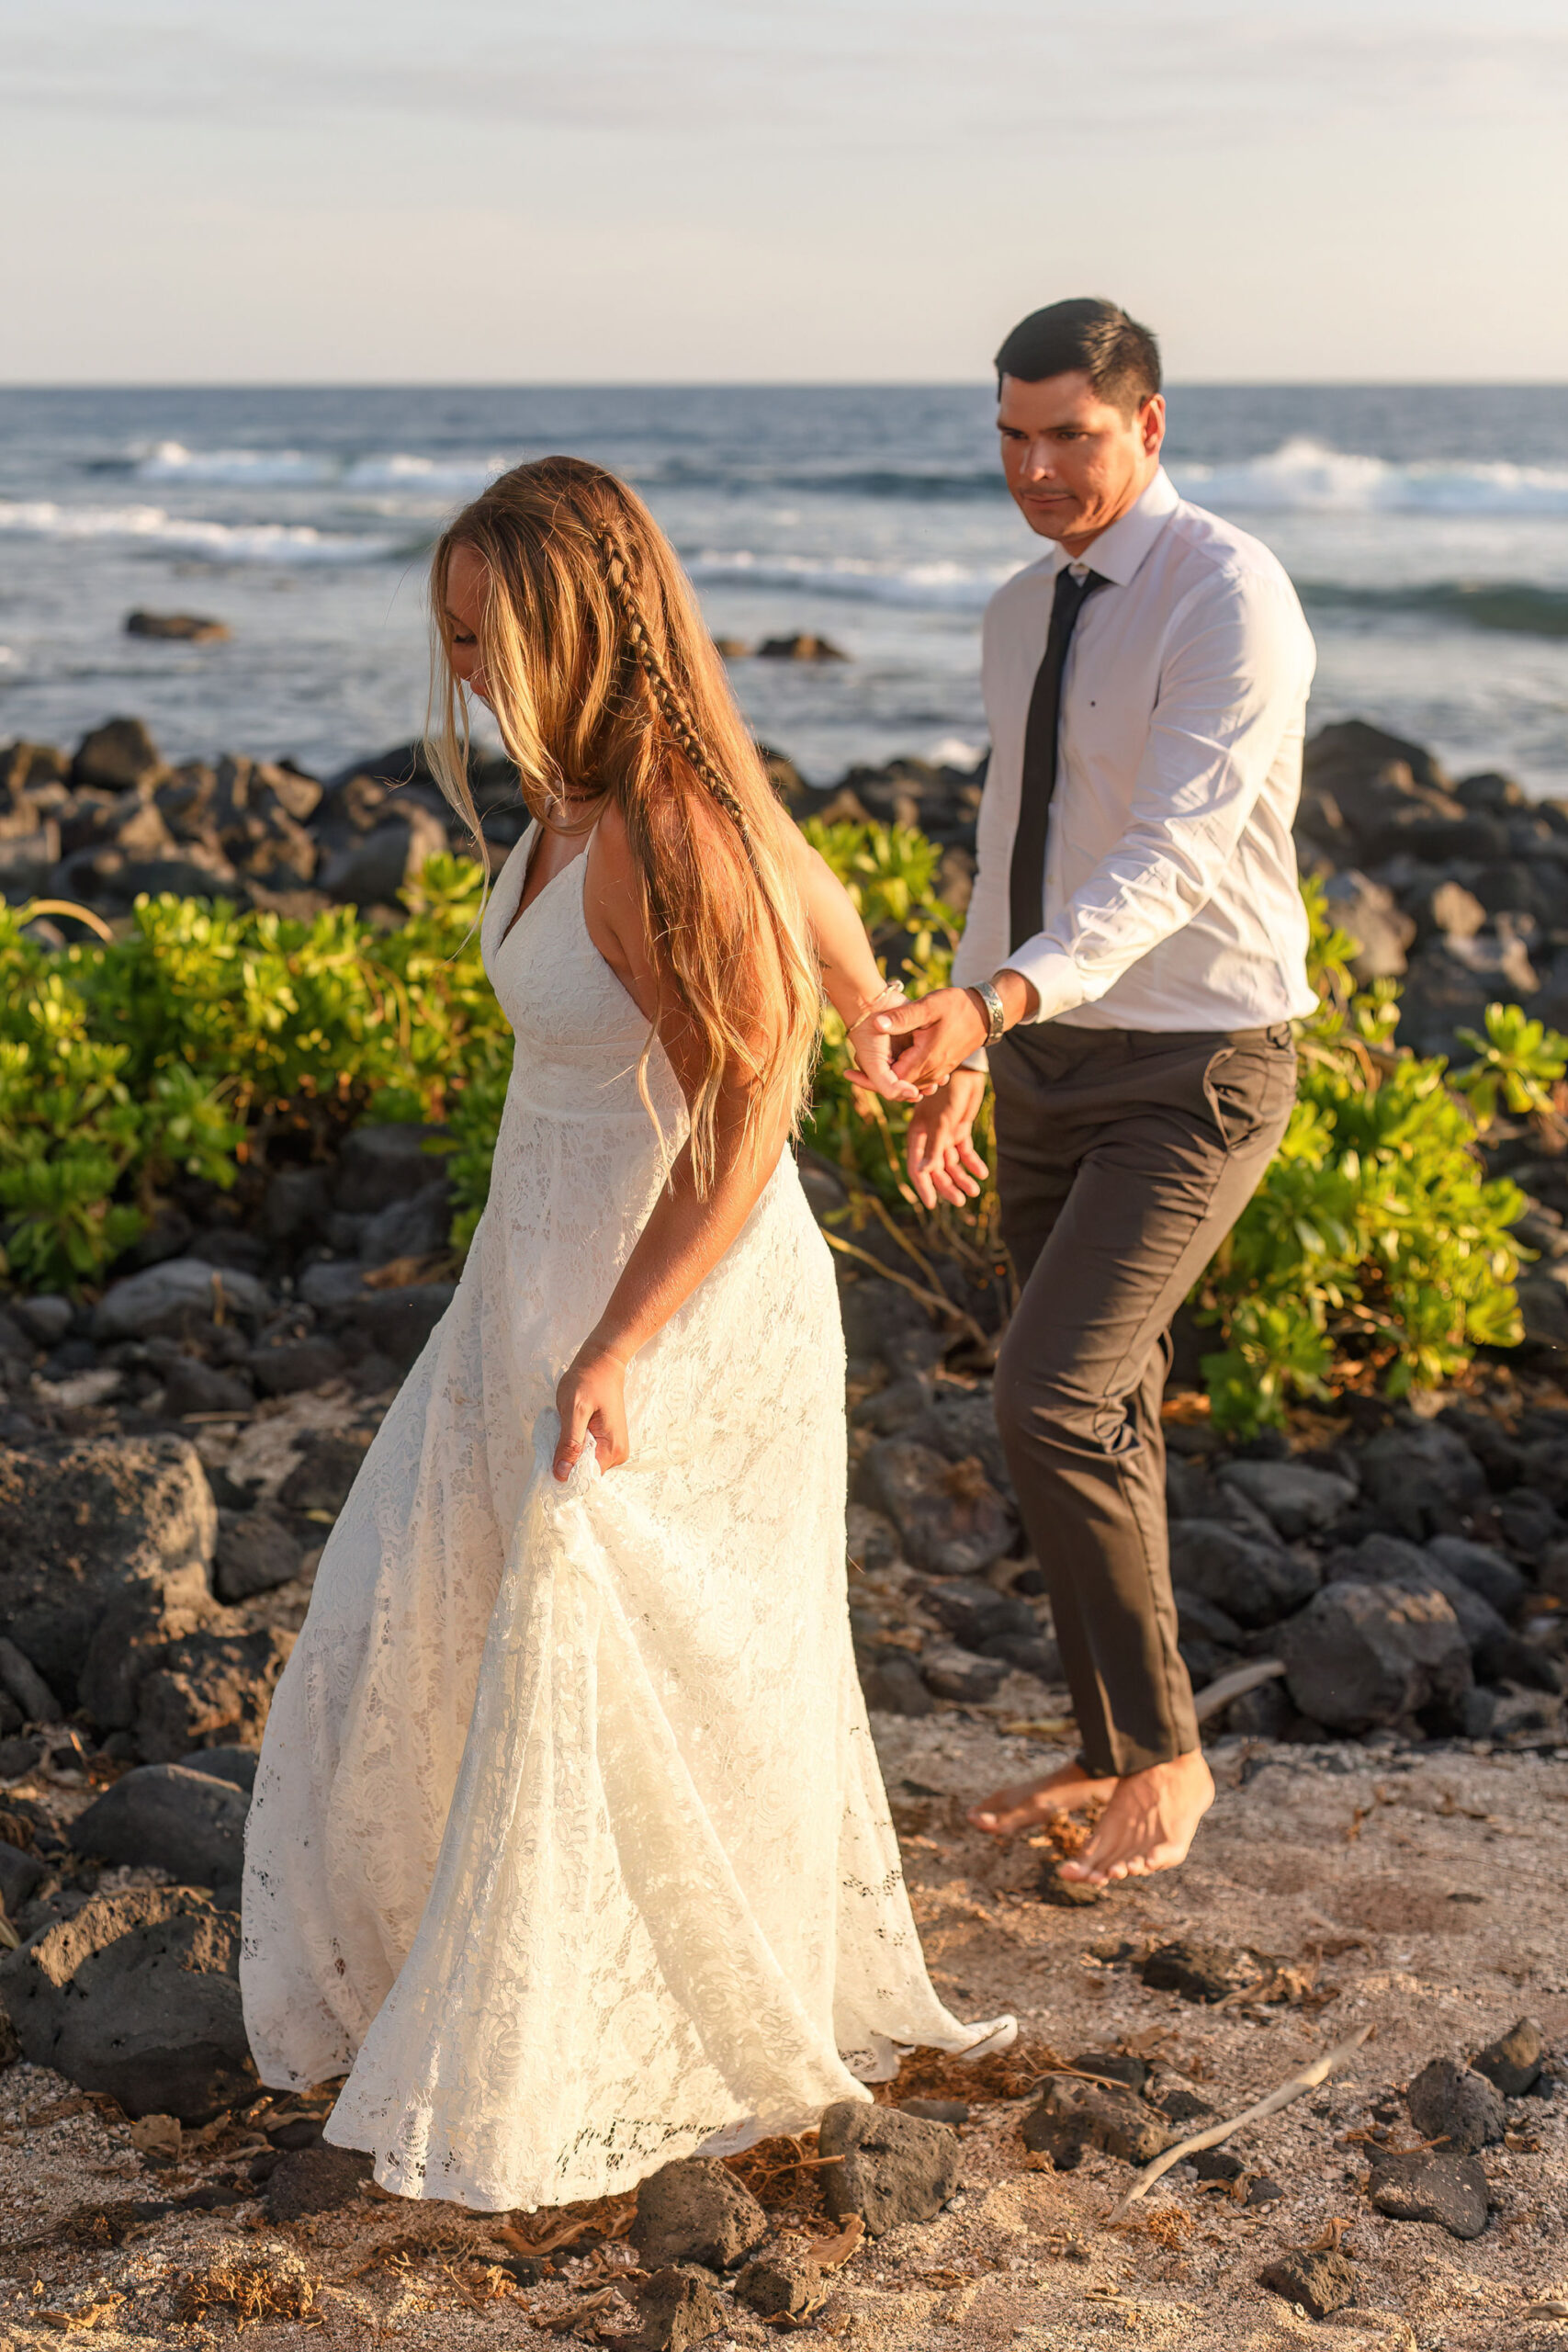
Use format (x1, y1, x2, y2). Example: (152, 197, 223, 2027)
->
(921, 1577, 1038, 1656)
(1216, 1458, 1358, 1539)
(919, 1645, 1009, 1703)
(160, 1356, 255, 1418)
(1021, 2077, 1167, 2166)
(1426, 1535, 1528, 1620)
(335, 1281, 455, 1370)
(630, 2265, 727, 2351)
(357, 1181, 452, 1266)
(247, 1339, 347, 1397)
(73, 716, 166, 792)
(818, 2098, 961, 2234)
(1140, 1940, 1254, 2003)
(179, 1746, 260, 1793)
(0, 1637, 62, 1724)
(859, 1654, 936, 1717)
(1278, 1579, 1472, 1734)
(0, 1840, 47, 1911)
(1356, 1422, 1486, 1540)
(914, 1388, 1014, 1500)
(276, 1432, 371, 1515)
(1070, 2051, 1147, 2095)
(839, 1283, 945, 1376)
(333, 1123, 454, 1216)
(1322, 869, 1416, 982)
(629, 2155, 768, 2270)
(265, 2143, 373, 2221)
(846, 1503, 901, 1572)
(1168, 1521, 1320, 1628)
(0, 1433, 216, 1710)
(68, 1763, 248, 1893)
(1156, 2087, 1216, 2123)
(1325, 1534, 1552, 1689)
(1258, 2249, 1357, 2319)
(734, 2233, 823, 2321)
(131, 1622, 294, 1762)
(92, 1258, 270, 1341)
(1406, 2057, 1506, 2151)
(318, 800, 448, 907)
(125, 610, 230, 642)
(1472, 2017, 1545, 2099)
(978, 1632, 1063, 1683)
(1190, 2148, 1244, 2181)
(213, 1507, 305, 1602)
(0, 1884, 255, 2120)
(1367, 2147, 1489, 2238)
(860, 1440, 1014, 1576)
(12, 1295, 73, 1348)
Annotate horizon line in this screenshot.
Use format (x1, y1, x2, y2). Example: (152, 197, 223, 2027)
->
(3, 377, 1567, 394)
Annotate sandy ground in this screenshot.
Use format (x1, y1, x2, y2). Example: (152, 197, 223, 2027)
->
(4, 1700, 1567, 2352)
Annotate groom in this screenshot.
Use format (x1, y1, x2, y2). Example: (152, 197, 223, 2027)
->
(874, 298, 1315, 1886)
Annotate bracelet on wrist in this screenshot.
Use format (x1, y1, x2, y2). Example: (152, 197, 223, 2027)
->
(845, 978, 907, 1030)
(966, 979, 1007, 1046)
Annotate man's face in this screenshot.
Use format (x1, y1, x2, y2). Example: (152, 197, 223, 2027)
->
(998, 370, 1165, 550)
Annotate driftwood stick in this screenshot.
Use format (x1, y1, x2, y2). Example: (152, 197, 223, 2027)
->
(1106, 2023, 1374, 2221)
(1191, 1657, 1286, 1726)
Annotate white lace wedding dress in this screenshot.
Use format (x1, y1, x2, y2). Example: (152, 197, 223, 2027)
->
(240, 824, 1012, 2213)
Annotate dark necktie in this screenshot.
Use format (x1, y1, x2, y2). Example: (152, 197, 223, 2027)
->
(1008, 565, 1107, 955)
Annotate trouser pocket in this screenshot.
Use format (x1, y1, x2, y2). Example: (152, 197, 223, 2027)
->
(1202, 1035, 1298, 1153)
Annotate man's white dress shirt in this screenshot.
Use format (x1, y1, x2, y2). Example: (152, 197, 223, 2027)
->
(951, 466, 1318, 1046)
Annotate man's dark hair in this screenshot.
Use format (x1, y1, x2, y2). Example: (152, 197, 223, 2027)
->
(994, 298, 1161, 412)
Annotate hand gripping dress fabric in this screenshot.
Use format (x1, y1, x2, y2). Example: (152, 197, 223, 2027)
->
(239, 827, 1013, 2213)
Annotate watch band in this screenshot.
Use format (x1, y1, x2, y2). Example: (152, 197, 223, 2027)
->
(968, 979, 1007, 1046)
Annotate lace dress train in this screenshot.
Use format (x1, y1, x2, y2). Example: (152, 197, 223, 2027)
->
(239, 827, 1012, 2212)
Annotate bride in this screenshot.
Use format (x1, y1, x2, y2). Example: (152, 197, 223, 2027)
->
(240, 455, 1013, 2213)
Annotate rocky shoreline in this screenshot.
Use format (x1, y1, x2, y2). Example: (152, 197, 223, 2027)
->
(3, 710, 1568, 2346)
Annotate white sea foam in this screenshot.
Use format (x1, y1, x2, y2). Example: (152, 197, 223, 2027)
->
(1173, 438, 1568, 518)
(0, 501, 399, 564)
(343, 454, 510, 493)
(129, 442, 510, 497)
(685, 548, 1020, 610)
(132, 441, 337, 487)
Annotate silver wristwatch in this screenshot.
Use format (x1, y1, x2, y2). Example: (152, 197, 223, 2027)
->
(967, 979, 1007, 1046)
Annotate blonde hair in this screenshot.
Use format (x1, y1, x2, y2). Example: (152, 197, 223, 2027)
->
(426, 456, 820, 1192)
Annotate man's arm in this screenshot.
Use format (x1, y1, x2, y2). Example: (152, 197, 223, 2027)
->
(881, 567, 1311, 1087)
(1002, 567, 1311, 1022)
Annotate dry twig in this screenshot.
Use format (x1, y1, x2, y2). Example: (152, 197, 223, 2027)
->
(1106, 2023, 1375, 2221)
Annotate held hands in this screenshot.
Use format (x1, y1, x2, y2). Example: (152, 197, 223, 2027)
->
(553, 1340, 630, 1482)
(843, 995, 933, 1105)
(873, 985, 990, 1093)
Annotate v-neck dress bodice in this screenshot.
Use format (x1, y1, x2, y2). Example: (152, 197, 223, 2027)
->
(240, 821, 1012, 2212)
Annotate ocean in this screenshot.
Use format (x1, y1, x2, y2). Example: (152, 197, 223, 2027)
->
(1, 384, 1564, 791)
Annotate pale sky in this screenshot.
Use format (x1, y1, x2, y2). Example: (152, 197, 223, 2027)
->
(5, 0, 1567, 383)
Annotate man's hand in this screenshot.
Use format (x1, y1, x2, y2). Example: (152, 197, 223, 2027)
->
(906, 1070, 989, 1209)
(874, 970, 1038, 1093)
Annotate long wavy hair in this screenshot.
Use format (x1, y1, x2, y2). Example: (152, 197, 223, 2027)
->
(425, 456, 819, 1192)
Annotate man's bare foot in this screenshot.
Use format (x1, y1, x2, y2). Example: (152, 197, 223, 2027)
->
(1056, 1750, 1214, 1886)
(967, 1759, 1118, 1837)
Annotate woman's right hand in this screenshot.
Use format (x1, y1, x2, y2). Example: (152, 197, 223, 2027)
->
(553, 1343, 630, 1481)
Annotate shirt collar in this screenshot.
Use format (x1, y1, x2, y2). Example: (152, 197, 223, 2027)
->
(1054, 464, 1179, 589)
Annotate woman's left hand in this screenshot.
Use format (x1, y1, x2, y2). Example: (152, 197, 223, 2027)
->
(553, 1344, 630, 1481)
(845, 1007, 935, 1103)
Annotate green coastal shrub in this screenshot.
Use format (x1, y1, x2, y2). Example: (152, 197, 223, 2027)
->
(0, 856, 510, 1290)
(0, 822, 1546, 1441)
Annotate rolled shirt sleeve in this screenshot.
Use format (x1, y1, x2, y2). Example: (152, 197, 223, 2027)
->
(1000, 568, 1312, 1023)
